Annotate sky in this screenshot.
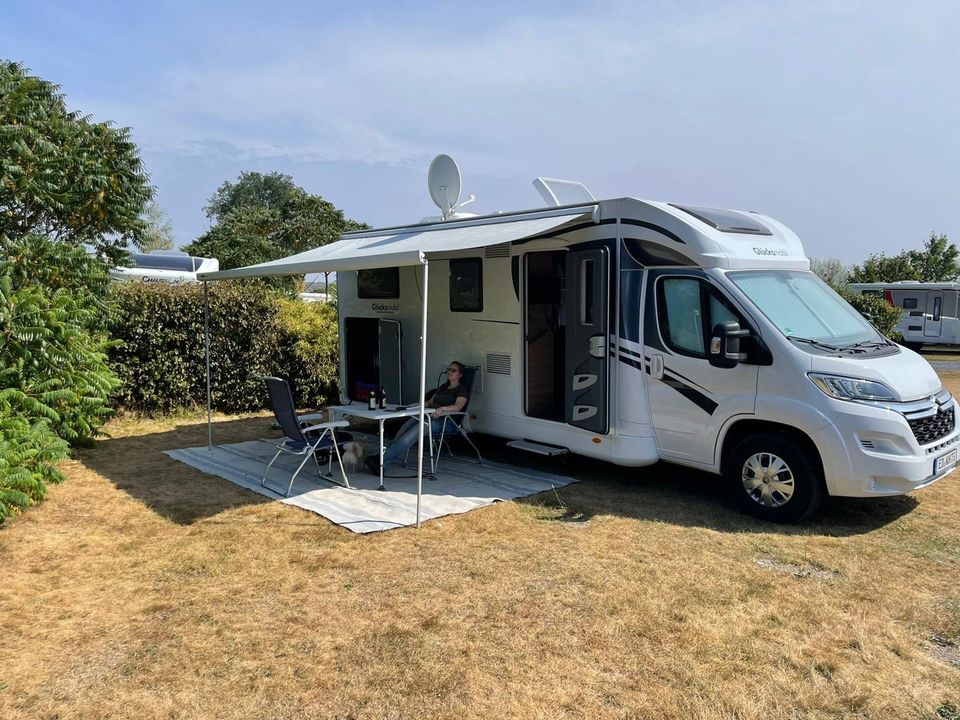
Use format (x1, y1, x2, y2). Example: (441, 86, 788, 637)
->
(3, 0, 958, 264)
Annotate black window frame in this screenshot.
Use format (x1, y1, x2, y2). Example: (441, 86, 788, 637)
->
(902, 297, 918, 309)
(449, 257, 483, 312)
(357, 267, 400, 299)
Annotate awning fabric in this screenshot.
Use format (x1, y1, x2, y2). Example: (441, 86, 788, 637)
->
(198, 206, 596, 280)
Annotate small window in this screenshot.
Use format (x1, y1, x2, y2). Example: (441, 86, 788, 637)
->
(903, 297, 918, 309)
(358, 268, 400, 299)
(580, 259, 595, 324)
(933, 297, 942, 322)
(450, 258, 483, 312)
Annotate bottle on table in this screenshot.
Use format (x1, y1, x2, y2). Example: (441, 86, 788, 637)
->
(368, 388, 378, 411)
(379, 386, 387, 409)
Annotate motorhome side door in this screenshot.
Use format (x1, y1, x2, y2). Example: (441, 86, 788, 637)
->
(924, 291, 943, 338)
(565, 248, 609, 433)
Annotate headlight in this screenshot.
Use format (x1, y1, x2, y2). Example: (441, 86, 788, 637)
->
(808, 373, 899, 401)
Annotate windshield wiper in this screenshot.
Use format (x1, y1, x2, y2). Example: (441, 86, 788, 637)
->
(787, 336, 844, 352)
(844, 339, 894, 352)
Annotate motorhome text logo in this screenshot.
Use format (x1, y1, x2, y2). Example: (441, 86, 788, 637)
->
(372, 303, 400, 313)
(753, 247, 789, 257)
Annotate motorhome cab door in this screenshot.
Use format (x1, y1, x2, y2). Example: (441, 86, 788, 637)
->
(645, 272, 758, 464)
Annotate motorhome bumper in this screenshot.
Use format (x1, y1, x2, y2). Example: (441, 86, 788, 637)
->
(812, 408, 960, 497)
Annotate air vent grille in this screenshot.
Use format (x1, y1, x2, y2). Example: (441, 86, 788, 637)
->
(485, 352, 511, 375)
(485, 243, 511, 259)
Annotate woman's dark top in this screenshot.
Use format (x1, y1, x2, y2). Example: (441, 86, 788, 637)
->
(433, 382, 468, 409)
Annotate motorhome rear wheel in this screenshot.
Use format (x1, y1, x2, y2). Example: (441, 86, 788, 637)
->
(725, 433, 826, 523)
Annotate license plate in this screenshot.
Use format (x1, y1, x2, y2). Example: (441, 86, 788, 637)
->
(935, 448, 958, 474)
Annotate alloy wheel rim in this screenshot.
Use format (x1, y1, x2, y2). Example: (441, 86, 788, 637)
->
(741, 452, 795, 508)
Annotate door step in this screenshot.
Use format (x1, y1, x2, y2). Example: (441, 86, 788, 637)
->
(506, 439, 569, 456)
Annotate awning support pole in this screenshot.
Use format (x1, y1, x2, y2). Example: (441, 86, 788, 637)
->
(204, 281, 213, 451)
(415, 258, 429, 528)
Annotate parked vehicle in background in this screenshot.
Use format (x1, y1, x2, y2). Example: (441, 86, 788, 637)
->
(110, 251, 218, 283)
(849, 281, 960, 351)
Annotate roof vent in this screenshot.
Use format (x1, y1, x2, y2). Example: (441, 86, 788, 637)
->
(485, 243, 511, 259)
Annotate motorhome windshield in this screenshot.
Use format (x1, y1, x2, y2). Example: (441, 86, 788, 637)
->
(729, 271, 887, 350)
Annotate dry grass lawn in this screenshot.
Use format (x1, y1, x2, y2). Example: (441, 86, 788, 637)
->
(2, 381, 960, 719)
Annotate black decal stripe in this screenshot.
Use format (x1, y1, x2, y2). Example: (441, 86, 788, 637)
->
(620, 219, 687, 244)
(471, 319, 520, 325)
(663, 366, 710, 394)
(619, 345, 645, 361)
(618, 354, 645, 372)
(661, 375, 718, 415)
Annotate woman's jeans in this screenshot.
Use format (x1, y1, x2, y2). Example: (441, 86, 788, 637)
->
(381, 417, 445, 466)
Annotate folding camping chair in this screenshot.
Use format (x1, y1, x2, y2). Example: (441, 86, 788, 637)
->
(406, 365, 484, 472)
(259, 376, 352, 496)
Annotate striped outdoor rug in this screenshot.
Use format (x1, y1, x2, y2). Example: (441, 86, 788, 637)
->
(164, 437, 577, 533)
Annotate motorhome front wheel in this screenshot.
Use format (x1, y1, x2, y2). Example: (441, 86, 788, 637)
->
(725, 433, 825, 523)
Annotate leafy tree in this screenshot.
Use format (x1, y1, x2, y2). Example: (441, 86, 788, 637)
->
(809, 257, 849, 291)
(139, 200, 175, 253)
(0, 61, 139, 523)
(848, 253, 920, 284)
(0, 61, 153, 262)
(909, 233, 958, 282)
(185, 171, 367, 279)
(849, 232, 958, 284)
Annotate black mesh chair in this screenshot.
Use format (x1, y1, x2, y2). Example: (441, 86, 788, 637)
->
(406, 365, 483, 472)
(435, 365, 483, 467)
(260, 377, 351, 496)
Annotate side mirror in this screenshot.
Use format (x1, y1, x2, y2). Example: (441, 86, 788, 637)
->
(709, 321, 750, 368)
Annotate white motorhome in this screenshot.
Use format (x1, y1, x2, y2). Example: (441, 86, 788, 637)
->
(202, 171, 958, 522)
(110, 251, 219, 283)
(848, 281, 960, 350)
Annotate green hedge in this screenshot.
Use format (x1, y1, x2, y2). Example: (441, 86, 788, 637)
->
(107, 282, 339, 413)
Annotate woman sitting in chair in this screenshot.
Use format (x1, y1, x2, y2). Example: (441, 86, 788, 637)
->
(366, 360, 468, 472)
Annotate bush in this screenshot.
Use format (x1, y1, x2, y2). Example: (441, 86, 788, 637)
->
(0, 237, 120, 523)
(841, 289, 904, 341)
(107, 282, 339, 413)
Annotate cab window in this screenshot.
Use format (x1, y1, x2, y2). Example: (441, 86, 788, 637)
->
(657, 276, 745, 359)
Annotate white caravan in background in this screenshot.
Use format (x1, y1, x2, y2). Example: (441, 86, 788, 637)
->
(849, 281, 960, 350)
(330, 184, 957, 522)
(109, 252, 219, 283)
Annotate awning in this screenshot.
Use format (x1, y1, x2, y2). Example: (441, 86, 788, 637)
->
(199, 205, 597, 280)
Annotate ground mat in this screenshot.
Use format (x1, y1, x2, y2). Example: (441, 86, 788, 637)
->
(164, 438, 577, 533)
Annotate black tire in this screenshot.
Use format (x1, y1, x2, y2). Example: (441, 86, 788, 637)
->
(725, 433, 825, 523)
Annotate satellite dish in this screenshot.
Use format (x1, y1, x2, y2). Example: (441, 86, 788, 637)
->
(428, 154, 462, 220)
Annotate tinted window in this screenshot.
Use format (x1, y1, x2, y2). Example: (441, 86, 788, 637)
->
(358, 268, 400, 299)
(903, 297, 918, 309)
(129, 253, 201, 271)
(450, 258, 483, 312)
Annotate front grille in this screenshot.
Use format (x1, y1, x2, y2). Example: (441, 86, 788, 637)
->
(909, 406, 955, 445)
